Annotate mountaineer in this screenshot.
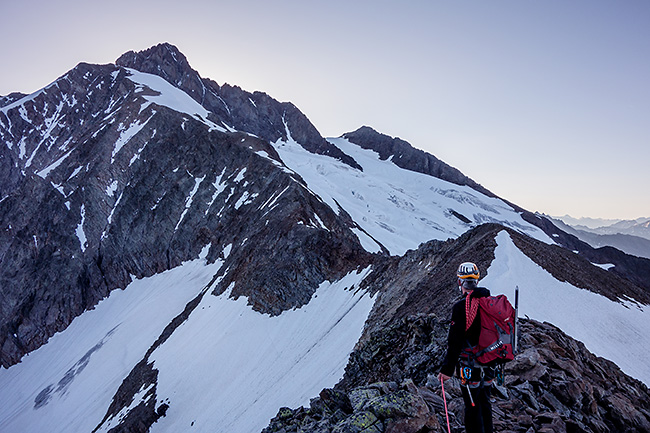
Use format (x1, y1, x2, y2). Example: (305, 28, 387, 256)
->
(438, 262, 498, 433)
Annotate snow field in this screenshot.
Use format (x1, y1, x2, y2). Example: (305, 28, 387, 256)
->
(273, 136, 553, 255)
(149, 267, 375, 433)
(76, 203, 87, 252)
(0, 251, 224, 433)
(0, 253, 376, 433)
(111, 114, 154, 163)
(125, 69, 226, 133)
(482, 231, 650, 386)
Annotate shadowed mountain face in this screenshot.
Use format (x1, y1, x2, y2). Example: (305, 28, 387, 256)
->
(1, 43, 648, 433)
(0, 46, 371, 367)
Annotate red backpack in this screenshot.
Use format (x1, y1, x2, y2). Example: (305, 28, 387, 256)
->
(463, 294, 516, 365)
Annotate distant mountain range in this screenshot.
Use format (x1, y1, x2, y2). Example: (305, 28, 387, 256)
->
(554, 215, 650, 233)
(550, 215, 650, 259)
(1, 43, 649, 433)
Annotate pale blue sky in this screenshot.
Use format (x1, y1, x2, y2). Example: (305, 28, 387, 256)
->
(1, 0, 648, 219)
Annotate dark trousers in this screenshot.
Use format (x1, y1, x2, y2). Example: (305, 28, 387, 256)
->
(461, 384, 493, 433)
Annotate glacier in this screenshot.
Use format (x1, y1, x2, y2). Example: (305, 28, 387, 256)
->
(273, 135, 553, 255)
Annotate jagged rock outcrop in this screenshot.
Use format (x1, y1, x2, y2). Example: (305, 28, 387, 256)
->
(265, 314, 650, 433)
(263, 379, 441, 433)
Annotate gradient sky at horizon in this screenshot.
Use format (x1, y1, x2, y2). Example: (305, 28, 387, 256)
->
(2, 0, 648, 220)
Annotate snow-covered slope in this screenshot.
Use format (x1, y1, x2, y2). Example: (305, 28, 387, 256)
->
(0, 253, 375, 433)
(483, 230, 650, 386)
(273, 136, 553, 255)
(0, 250, 223, 433)
(124, 68, 227, 133)
(147, 267, 374, 433)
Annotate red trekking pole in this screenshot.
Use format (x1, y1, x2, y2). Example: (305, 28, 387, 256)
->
(440, 376, 452, 433)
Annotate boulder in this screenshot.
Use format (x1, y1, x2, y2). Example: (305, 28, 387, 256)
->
(332, 411, 383, 433)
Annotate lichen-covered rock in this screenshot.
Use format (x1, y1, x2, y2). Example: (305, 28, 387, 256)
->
(263, 379, 444, 433)
(332, 411, 382, 433)
(349, 388, 382, 412)
(363, 390, 424, 419)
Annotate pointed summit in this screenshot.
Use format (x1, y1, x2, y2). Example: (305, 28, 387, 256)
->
(116, 42, 206, 101)
(113, 43, 361, 169)
(117, 42, 192, 78)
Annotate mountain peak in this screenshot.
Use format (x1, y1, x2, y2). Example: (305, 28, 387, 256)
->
(116, 43, 204, 93)
(342, 126, 497, 199)
(116, 42, 189, 69)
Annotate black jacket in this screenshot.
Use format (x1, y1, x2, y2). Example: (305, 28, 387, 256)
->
(440, 287, 491, 377)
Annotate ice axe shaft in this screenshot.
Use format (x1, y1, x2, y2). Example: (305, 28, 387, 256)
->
(514, 286, 520, 354)
(466, 384, 475, 406)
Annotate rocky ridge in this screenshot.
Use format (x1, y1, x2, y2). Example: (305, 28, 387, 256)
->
(262, 223, 650, 432)
(264, 314, 650, 433)
(356, 223, 650, 347)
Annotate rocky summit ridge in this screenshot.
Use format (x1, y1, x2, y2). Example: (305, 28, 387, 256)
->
(116, 43, 361, 170)
(1, 43, 649, 433)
